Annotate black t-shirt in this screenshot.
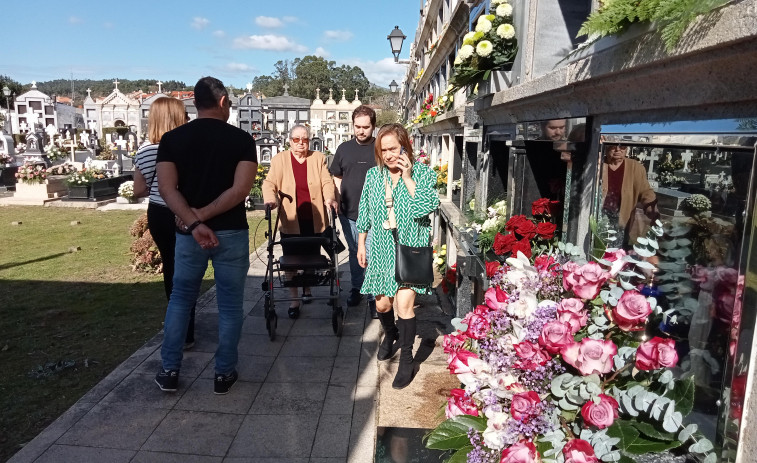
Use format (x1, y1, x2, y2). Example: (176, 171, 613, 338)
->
(157, 118, 257, 231)
(329, 138, 376, 221)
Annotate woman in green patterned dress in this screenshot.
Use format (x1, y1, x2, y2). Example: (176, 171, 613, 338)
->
(356, 123, 439, 389)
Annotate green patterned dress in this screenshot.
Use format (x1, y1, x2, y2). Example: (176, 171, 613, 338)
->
(356, 163, 440, 297)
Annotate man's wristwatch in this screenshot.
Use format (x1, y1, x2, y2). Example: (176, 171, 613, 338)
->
(186, 220, 202, 233)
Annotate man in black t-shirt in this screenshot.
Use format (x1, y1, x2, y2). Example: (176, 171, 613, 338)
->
(154, 76, 257, 395)
(329, 105, 377, 318)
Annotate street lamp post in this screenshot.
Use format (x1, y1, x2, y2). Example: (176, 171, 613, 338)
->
(2, 86, 11, 134)
(387, 26, 411, 64)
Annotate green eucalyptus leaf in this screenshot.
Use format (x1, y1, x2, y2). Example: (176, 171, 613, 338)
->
(689, 437, 714, 453)
(425, 415, 486, 450)
(678, 424, 697, 442)
(658, 370, 673, 384)
(601, 451, 622, 462)
(703, 453, 717, 463)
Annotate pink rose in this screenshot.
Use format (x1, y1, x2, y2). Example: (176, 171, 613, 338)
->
(538, 320, 575, 354)
(485, 286, 509, 311)
(445, 388, 479, 418)
(510, 391, 541, 421)
(611, 290, 652, 331)
(447, 348, 479, 374)
(562, 261, 579, 291)
(565, 262, 609, 300)
(464, 312, 491, 340)
(635, 337, 678, 370)
(534, 255, 557, 273)
(443, 332, 467, 354)
(500, 440, 539, 463)
(563, 439, 599, 463)
(602, 248, 627, 277)
(514, 341, 551, 370)
(580, 394, 619, 429)
(557, 298, 588, 333)
(561, 338, 617, 376)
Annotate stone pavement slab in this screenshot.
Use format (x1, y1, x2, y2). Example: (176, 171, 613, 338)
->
(9, 234, 454, 462)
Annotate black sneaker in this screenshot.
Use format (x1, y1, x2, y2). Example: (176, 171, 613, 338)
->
(155, 369, 179, 392)
(347, 288, 363, 306)
(214, 370, 238, 395)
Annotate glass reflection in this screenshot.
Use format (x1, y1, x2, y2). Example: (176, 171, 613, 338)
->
(596, 124, 757, 449)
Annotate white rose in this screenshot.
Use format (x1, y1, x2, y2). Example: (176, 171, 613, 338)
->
(507, 291, 537, 319)
(482, 411, 509, 450)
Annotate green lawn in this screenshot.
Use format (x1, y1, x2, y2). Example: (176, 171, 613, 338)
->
(0, 206, 268, 461)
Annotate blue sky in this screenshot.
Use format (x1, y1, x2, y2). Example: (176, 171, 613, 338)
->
(1, 0, 421, 90)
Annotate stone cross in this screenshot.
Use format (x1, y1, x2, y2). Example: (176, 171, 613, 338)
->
(113, 78, 120, 90)
(715, 150, 724, 163)
(315, 88, 320, 100)
(157, 81, 163, 93)
(329, 88, 333, 100)
(282, 83, 289, 95)
(647, 148, 661, 179)
(341, 88, 346, 100)
(355, 89, 359, 101)
(680, 149, 694, 172)
(86, 88, 92, 98)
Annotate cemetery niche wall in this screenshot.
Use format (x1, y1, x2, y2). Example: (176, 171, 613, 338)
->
(594, 119, 757, 460)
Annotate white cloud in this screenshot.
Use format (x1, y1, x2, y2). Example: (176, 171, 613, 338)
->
(69, 16, 83, 24)
(232, 34, 307, 53)
(283, 16, 298, 23)
(255, 16, 283, 28)
(213, 30, 226, 38)
(314, 47, 330, 58)
(341, 57, 406, 87)
(224, 62, 257, 73)
(323, 30, 353, 42)
(191, 17, 210, 30)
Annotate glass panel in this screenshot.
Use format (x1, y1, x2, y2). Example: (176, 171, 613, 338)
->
(595, 120, 757, 448)
(299, 110, 308, 121)
(29, 101, 42, 111)
(339, 111, 349, 121)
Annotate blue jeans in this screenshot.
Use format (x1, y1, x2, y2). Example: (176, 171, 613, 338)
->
(339, 215, 374, 302)
(161, 229, 249, 375)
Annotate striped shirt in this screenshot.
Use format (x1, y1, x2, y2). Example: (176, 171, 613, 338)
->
(133, 142, 167, 206)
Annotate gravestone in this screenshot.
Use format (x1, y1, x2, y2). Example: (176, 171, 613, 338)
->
(22, 132, 51, 167)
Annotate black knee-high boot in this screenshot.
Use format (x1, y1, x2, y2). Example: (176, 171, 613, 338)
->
(376, 309, 399, 361)
(392, 317, 418, 389)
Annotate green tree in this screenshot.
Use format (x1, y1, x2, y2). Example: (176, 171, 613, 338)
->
(251, 75, 283, 98)
(291, 55, 335, 99)
(331, 65, 370, 101)
(0, 75, 23, 109)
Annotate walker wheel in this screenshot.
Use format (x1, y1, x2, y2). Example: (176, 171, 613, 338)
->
(332, 307, 344, 337)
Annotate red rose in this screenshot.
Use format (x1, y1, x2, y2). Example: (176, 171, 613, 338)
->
(493, 232, 517, 255)
(512, 238, 532, 258)
(463, 312, 490, 340)
(514, 341, 551, 370)
(534, 255, 557, 273)
(485, 286, 509, 311)
(445, 388, 479, 418)
(510, 391, 541, 421)
(532, 198, 559, 216)
(442, 332, 467, 354)
(580, 394, 619, 429)
(535, 222, 556, 240)
(538, 320, 574, 354)
(486, 260, 502, 277)
(563, 439, 599, 463)
(505, 215, 537, 240)
(635, 337, 678, 370)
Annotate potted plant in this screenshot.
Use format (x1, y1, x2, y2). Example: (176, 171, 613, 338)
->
(246, 164, 269, 210)
(66, 168, 95, 199)
(118, 180, 137, 204)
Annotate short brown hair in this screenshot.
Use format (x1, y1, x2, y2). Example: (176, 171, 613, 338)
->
(148, 97, 187, 144)
(374, 123, 413, 169)
(352, 105, 376, 126)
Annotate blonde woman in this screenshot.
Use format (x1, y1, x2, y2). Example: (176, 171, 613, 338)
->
(133, 97, 195, 347)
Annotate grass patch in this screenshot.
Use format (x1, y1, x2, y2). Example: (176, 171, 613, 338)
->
(0, 206, 268, 461)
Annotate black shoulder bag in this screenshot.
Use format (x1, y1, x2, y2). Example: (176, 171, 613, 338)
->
(383, 172, 434, 286)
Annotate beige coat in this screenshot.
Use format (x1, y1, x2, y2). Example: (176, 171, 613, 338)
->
(601, 158, 657, 229)
(262, 150, 336, 234)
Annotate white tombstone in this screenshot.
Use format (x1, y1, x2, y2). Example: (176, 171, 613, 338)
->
(680, 149, 694, 172)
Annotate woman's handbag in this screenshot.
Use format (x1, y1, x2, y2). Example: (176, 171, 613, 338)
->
(383, 172, 434, 286)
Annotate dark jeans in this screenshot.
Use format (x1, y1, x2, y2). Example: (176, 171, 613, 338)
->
(147, 202, 195, 343)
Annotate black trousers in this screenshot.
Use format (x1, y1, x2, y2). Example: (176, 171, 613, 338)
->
(147, 202, 195, 343)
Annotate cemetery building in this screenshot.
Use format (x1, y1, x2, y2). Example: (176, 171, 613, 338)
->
(400, 0, 757, 460)
(309, 87, 361, 153)
(11, 82, 56, 134)
(82, 80, 141, 140)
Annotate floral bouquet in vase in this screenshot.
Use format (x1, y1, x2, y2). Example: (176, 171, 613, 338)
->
(426, 213, 717, 462)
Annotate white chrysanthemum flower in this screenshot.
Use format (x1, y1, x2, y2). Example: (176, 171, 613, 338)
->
(454, 55, 463, 65)
(490, 0, 506, 5)
(476, 40, 493, 57)
(458, 44, 474, 60)
(463, 31, 476, 43)
(496, 23, 515, 39)
(475, 17, 492, 33)
(496, 3, 513, 17)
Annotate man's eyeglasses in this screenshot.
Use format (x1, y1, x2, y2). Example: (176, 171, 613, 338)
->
(291, 137, 309, 144)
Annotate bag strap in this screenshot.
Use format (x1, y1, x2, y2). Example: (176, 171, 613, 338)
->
(382, 172, 397, 229)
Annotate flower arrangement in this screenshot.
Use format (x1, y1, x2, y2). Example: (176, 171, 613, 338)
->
(417, 149, 430, 165)
(434, 244, 448, 275)
(246, 164, 269, 210)
(413, 88, 456, 126)
(45, 144, 66, 161)
(15, 163, 47, 184)
(129, 213, 162, 273)
(681, 194, 711, 215)
(65, 166, 110, 187)
(466, 199, 508, 256)
(47, 163, 76, 176)
(0, 152, 13, 165)
(118, 181, 136, 203)
(491, 198, 560, 260)
(433, 163, 449, 193)
(450, 0, 518, 91)
(415, 67, 425, 82)
(426, 213, 717, 463)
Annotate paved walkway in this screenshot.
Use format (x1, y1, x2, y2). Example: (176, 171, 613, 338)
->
(9, 236, 455, 462)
